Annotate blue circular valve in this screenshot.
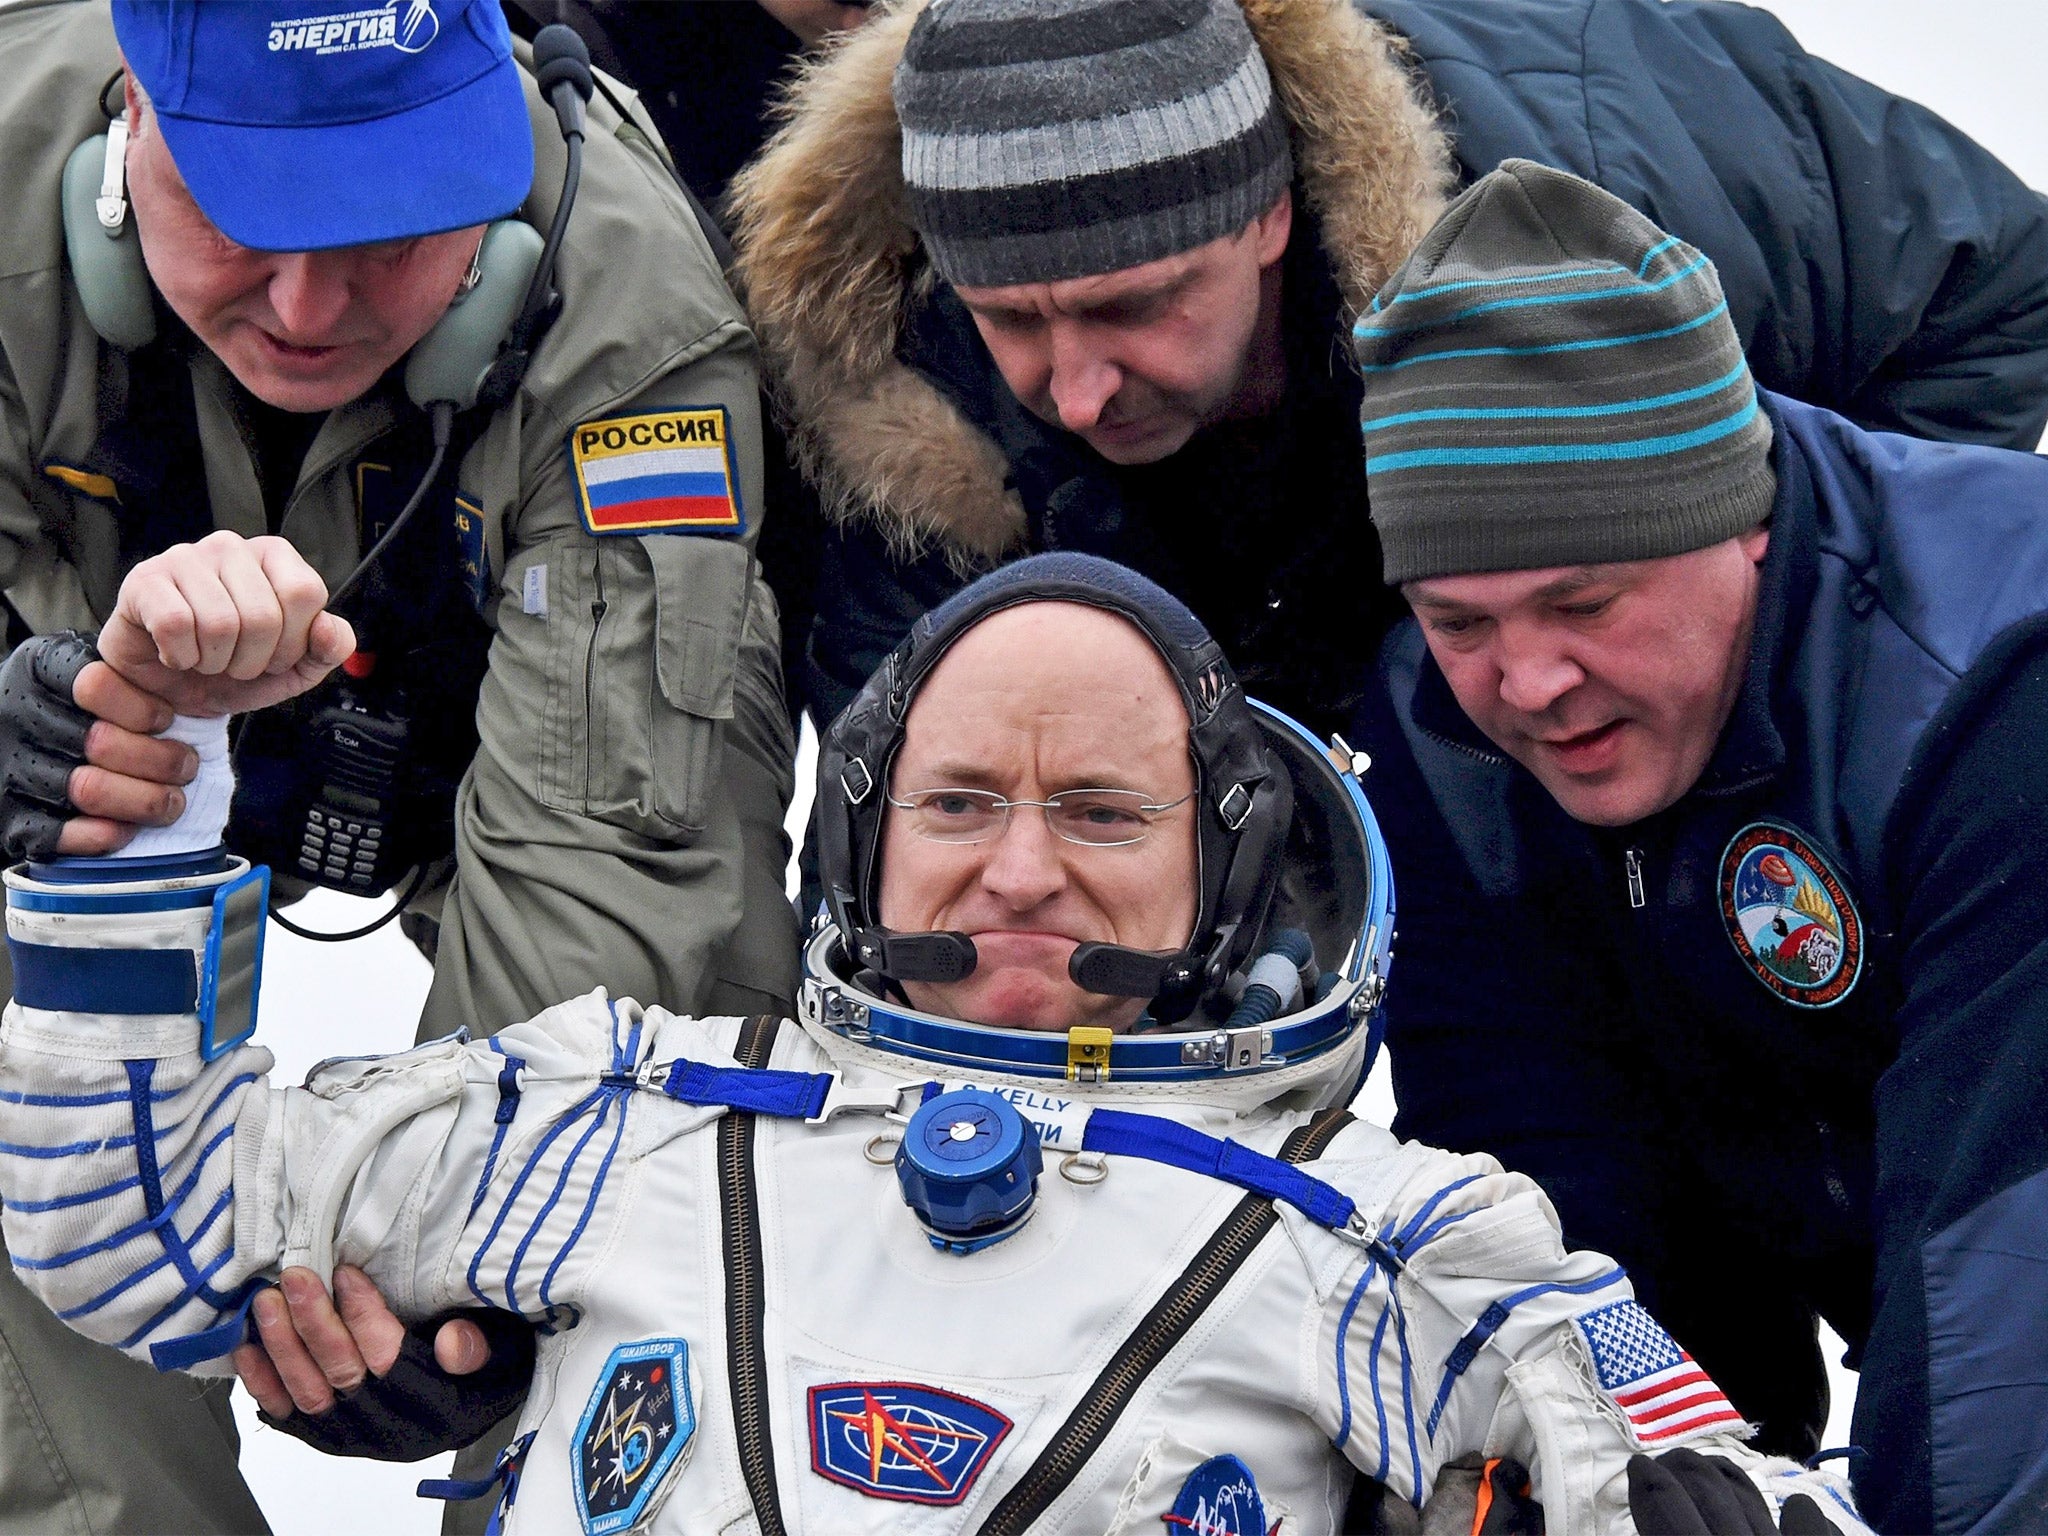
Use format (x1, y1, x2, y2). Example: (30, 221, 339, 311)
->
(895, 1088, 1044, 1255)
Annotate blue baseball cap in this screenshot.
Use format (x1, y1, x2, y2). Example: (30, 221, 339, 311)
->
(113, 0, 535, 252)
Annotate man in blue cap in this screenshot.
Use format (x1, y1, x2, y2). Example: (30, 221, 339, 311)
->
(0, 0, 797, 1527)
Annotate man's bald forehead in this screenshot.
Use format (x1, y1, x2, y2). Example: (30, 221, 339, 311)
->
(915, 601, 1182, 708)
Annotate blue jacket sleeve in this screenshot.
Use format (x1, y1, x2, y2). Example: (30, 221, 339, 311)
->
(1367, 0, 2048, 451)
(1857, 613, 2048, 1532)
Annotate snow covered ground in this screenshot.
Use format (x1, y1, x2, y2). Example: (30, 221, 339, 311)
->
(226, 4, 2046, 1529)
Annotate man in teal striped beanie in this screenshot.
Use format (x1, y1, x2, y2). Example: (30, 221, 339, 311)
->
(1352, 157, 2048, 1531)
(1356, 159, 1775, 595)
(1353, 159, 1775, 827)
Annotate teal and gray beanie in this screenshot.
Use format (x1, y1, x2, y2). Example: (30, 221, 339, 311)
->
(1353, 160, 1775, 585)
(892, 0, 1293, 288)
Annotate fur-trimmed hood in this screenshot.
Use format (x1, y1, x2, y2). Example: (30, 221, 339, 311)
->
(729, 0, 1452, 571)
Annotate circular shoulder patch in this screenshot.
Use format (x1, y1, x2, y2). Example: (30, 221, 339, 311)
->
(1719, 822, 1863, 1008)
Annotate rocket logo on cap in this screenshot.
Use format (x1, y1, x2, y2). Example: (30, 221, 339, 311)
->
(397, 0, 439, 52)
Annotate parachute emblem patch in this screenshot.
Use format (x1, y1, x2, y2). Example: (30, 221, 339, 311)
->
(806, 1380, 1010, 1506)
(1720, 821, 1863, 1007)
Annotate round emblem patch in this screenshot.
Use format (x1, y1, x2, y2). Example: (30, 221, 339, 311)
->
(1167, 1454, 1267, 1536)
(1719, 822, 1862, 1008)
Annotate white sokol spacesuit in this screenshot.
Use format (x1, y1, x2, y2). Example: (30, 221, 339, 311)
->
(0, 556, 1863, 1535)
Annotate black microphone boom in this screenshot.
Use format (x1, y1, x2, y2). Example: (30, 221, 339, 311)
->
(531, 23, 593, 140)
(1069, 942, 1197, 1001)
(853, 928, 980, 985)
(477, 23, 591, 412)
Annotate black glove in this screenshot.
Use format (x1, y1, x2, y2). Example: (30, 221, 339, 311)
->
(0, 632, 98, 861)
(1417, 1453, 1544, 1535)
(257, 1308, 538, 1462)
(1353, 1454, 1544, 1535)
(1628, 1449, 1834, 1535)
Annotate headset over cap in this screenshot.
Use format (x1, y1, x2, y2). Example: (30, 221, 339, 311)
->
(818, 554, 1289, 1025)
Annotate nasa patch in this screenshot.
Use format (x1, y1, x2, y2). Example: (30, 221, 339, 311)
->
(806, 1380, 1010, 1506)
(572, 1338, 695, 1535)
(1719, 821, 1863, 1008)
(1166, 1455, 1269, 1536)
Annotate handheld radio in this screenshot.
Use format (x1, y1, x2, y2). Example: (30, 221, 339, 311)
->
(266, 655, 410, 895)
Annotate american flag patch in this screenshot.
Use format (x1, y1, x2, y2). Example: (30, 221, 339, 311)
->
(1575, 1300, 1746, 1444)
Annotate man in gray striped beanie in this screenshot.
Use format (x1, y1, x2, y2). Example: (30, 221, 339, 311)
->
(1354, 160, 1776, 827)
(892, 0, 1297, 465)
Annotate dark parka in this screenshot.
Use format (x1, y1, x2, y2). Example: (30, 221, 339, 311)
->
(729, 0, 2048, 739)
(1358, 391, 2048, 1532)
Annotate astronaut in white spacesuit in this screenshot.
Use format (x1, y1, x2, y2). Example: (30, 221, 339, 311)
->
(0, 553, 1862, 1534)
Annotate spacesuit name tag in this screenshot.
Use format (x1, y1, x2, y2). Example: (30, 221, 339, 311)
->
(945, 1081, 1091, 1149)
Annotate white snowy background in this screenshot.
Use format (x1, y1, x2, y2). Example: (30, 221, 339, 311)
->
(226, 4, 2048, 1528)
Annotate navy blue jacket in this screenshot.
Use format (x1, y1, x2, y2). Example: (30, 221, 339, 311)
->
(1368, 0, 2048, 451)
(1355, 392, 2048, 1531)
(800, 0, 2048, 735)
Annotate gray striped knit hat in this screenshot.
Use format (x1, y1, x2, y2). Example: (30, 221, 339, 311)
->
(893, 0, 1293, 288)
(1353, 160, 1775, 585)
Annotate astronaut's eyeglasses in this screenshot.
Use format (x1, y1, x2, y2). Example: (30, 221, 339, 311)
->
(884, 787, 1193, 847)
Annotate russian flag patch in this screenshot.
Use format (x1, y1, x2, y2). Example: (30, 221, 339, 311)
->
(567, 407, 746, 537)
(1575, 1300, 1746, 1445)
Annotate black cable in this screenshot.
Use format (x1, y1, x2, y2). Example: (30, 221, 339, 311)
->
(471, 27, 588, 414)
(327, 401, 454, 610)
(267, 861, 428, 943)
(233, 401, 445, 944)
(515, 23, 591, 347)
(518, 132, 582, 337)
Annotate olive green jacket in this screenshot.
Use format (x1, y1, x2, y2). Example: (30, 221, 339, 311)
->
(0, 0, 799, 1037)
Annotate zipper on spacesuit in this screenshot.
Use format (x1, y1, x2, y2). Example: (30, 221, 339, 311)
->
(721, 1013, 787, 1536)
(977, 1108, 1355, 1536)
(1624, 846, 1647, 909)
